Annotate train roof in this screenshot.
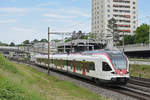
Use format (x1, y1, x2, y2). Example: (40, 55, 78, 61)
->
(82, 49, 122, 55)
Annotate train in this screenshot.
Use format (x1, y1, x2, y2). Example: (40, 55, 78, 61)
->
(34, 49, 130, 85)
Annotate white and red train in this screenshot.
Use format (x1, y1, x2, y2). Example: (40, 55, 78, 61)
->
(34, 50, 130, 85)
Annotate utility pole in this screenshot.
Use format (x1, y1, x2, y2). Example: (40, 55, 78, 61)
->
(48, 27, 50, 74)
(149, 19, 150, 48)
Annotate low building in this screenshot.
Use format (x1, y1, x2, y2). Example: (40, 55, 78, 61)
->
(57, 39, 105, 53)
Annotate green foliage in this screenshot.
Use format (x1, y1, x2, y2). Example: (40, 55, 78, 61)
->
(130, 64, 150, 79)
(0, 78, 43, 100)
(0, 54, 18, 73)
(22, 40, 30, 45)
(0, 41, 8, 46)
(65, 33, 94, 42)
(31, 39, 39, 43)
(40, 39, 48, 42)
(89, 33, 95, 39)
(80, 35, 89, 40)
(124, 35, 135, 45)
(9, 42, 15, 46)
(0, 55, 44, 100)
(51, 39, 61, 43)
(65, 38, 72, 42)
(0, 78, 25, 100)
(119, 24, 150, 45)
(55, 80, 105, 100)
(134, 24, 149, 44)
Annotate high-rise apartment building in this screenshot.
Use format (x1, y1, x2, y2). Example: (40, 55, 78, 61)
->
(92, 0, 138, 40)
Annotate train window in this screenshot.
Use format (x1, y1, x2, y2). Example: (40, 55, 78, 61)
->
(102, 62, 112, 71)
(86, 62, 95, 72)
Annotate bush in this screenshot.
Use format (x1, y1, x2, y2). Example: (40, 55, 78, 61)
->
(0, 78, 25, 100)
(0, 54, 18, 73)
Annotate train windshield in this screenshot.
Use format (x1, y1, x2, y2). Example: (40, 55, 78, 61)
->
(108, 52, 127, 70)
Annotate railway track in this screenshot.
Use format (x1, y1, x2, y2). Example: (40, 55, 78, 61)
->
(110, 86, 150, 100)
(129, 77, 150, 88)
(12, 60, 150, 100)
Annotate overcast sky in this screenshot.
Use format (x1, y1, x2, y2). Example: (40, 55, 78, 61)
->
(0, 0, 149, 44)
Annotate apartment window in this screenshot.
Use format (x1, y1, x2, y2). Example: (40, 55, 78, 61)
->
(133, 7, 136, 9)
(108, 15, 110, 18)
(133, 16, 136, 19)
(133, 11, 136, 14)
(108, 5, 110, 7)
(113, 0, 130, 3)
(108, 9, 110, 12)
(113, 4, 130, 8)
(133, 2, 136, 4)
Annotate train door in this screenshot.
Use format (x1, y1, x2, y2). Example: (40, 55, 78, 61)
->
(94, 59, 102, 79)
(101, 60, 112, 80)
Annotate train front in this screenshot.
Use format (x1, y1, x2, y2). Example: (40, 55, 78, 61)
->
(107, 51, 130, 85)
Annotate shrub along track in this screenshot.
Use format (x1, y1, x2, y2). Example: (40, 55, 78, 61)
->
(13, 61, 150, 100)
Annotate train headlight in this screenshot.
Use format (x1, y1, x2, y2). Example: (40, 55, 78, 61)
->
(126, 71, 129, 74)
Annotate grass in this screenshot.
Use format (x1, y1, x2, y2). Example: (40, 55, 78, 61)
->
(129, 58, 150, 62)
(130, 64, 150, 79)
(0, 54, 18, 73)
(0, 54, 108, 100)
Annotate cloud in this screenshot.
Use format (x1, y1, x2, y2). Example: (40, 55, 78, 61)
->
(0, 7, 26, 13)
(42, 7, 90, 20)
(38, 1, 60, 7)
(11, 27, 36, 33)
(43, 13, 77, 19)
(0, 19, 17, 24)
(64, 9, 91, 17)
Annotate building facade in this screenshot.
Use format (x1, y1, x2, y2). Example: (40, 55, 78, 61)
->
(92, 0, 138, 40)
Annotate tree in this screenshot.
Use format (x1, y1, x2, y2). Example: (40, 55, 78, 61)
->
(51, 39, 61, 43)
(124, 35, 135, 45)
(80, 35, 88, 40)
(10, 42, 15, 46)
(107, 18, 120, 45)
(23, 40, 30, 45)
(32, 39, 39, 43)
(134, 24, 149, 44)
(89, 33, 95, 39)
(65, 38, 72, 42)
(72, 31, 84, 40)
(40, 39, 48, 42)
(0, 41, 8, 46)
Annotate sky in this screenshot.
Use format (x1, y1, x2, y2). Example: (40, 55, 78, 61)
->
(0, 0, 149, 44)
